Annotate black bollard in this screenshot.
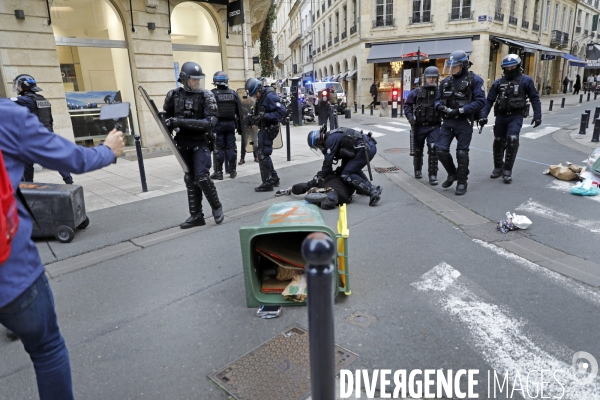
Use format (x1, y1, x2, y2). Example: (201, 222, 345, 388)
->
(370, 104, 373, 116)
(588, 93, 591, 102)
(580, 94, 583, 104)
(561, 98, 566, 108)
(285, 117, 291, 162)
(596, 92, 598, 100)
(593, 119, 600, 142)
(549, 100, 553, 111)
(362, 104, 364, 114)
(579, 113, 588, 135)
(134, 135, 148, 192)
(354, 102, 357, 113)
(302, 232, 336, 400)
(585, 110, 592, 128)
(594, 107, 600, 124)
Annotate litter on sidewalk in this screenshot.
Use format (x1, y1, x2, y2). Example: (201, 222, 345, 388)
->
(544, 162, 584, 181)
(497, 212, 532, 233)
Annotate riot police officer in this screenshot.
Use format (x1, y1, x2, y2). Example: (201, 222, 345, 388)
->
(163, 62, 224, 228)
(434, 50, 486, 195)
(478, 54, 542, 183)
(210, 71, 240, 180)
(245, 77, 287, 192)
(11, 74, 74, 184)
(403, 66, 442, 185)
(307, 127, 382, 206)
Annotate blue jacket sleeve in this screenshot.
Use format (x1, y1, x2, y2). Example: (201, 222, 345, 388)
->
(464, 75, 486, 116)
(481, 80, 500, 119)
(320, 134, 342, 176)
(12, 95, 37, 115)
(523, 76, 542, 120)
(263, 92, 287, 123)
(18, 105, 115, 174)
(434, 78, 450, 110)
(403, 89, 417, 119)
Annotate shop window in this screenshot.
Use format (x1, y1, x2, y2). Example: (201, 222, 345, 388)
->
(51, 0, 137, 145)
(171, 2, 222, 86)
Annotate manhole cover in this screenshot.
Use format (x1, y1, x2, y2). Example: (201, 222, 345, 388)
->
(383, 148, 410, 154)
(347, 311, 377, 328)
(209, 325, 358, 400)
(374, 166, 400, 173)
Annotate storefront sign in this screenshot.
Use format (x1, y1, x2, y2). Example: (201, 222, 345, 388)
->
(588, 59, 600, 68)
(227, 0, 244, 26)
(403, 69, 412, 99)
(541, 54, 556, 61)
(478, 15, 487, 22)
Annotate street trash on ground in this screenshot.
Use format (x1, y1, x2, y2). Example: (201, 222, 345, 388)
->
(497, 212, 532, 233)
(282, 274, 307, 302)
(586, 147, 600, 176)
(570, 173, 600, 196)
(545, 162, 583, 181)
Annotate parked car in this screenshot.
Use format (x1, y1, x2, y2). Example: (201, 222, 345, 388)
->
(305, 81, 347, 114)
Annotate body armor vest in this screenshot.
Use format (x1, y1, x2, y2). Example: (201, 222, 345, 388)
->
(212, 88, 236, 120)
(24, 92, 53, 131)
(324, 128, 365, 159)
(440, 71, 474, 110)
(494, 75, 528, 116)
(414, 87, 441, 125)
(173, 88, 207, 138)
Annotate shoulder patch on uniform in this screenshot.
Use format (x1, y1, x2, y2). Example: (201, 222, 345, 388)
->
(327, 149, 331, 154)
(10, 97, 17, 101)
(276, 102, 281, 107)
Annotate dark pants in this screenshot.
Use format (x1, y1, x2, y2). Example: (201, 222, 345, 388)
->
(177, 137, 212, 177)
(0, 273, 74, 400)
(414, 125, 440, 149)
(493, 115, 523, 139)
(435, 117, 474, 152)
(341, 139, 377, 182)
(214, 122, 237, 171)
(258, 128, 277, 178)
(369, 94, 377, 107)
(22, 164, 73, 184)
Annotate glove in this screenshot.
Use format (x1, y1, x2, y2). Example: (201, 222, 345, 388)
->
(437, 105, 447, 113)
(478, 118, 488, 128)
(531, 118, 542, 128)
(250, 114, 262, 126)
(446, 108, 460, 118)
(407, 116, 415, 126)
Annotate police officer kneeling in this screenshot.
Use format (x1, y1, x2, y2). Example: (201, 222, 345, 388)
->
(210, 71, 240, 180)
(478, 54, 542, 183)
(307, 127, 382, 206)
(404, 66, 442, 185)
(435, 50, 485, 195)
(245, 77, 287, 192)
(163, 62, 224, 228)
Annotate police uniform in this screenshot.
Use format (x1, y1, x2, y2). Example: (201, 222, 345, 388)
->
(480, 68, 541, 183)
(435, 61, 485, 195)
(403, 83, 441, 185)
(11, 92, 74, 184)
(313, 127, 382, 206)
(291, 174, 355, 210)
(253, 86, 287, 190)
(163, 85, 223, 228)
(211, 85, 240, 179)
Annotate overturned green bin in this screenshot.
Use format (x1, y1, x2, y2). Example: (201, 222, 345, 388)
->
(239, 201, 350, 308)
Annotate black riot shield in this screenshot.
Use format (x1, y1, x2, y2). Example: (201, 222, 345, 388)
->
(138, 86, 189, 173)
(237, 88, 257, 154)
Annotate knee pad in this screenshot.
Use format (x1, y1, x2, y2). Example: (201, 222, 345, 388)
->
(184, 173, 195, 186)
(195, 173, 210, 185)
(507, 135, 519, 149)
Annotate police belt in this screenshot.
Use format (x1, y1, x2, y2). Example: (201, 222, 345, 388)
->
(175, 132, 209, 142)
(416, 122, 442, 127)
(496, 110, 524, 117)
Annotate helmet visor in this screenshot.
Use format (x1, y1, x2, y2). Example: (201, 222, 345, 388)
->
(422, 74, 439, 87)
(442, 63, 463, 76)
(183, 76, 205, 92)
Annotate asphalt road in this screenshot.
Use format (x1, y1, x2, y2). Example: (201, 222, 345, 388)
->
(1, 102, 599, 400)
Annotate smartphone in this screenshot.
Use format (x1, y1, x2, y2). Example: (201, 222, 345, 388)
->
(257, 305, 282, 318)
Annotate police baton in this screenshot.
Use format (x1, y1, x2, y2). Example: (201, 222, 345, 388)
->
(409, 127, 415, 156)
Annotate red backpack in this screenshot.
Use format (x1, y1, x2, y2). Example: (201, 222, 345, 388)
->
(0, 148, 19, 264)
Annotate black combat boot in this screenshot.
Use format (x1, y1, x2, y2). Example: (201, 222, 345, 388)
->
(427, 144, 438, 185)
(270, 175, 280, 187)
(229, 162, 237, 179)
(502, 135, 520, 184)
(437, 149, 457, 188)
(455, 150, 469, 195)
(196, 174, 224, 224)
(343, 176, 382, 206)
(413, 148, 423, 179)
(255, 158, 274, 192)
(210, 162, 224, 180)
(491, 137, 506, 179)
(180, 173, 206, 229)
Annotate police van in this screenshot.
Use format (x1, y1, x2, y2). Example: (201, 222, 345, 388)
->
(305, 81, 347, 114)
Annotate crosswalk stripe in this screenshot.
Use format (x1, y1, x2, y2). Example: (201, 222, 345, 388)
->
(516, 199, 600, 233)
(546, 180, 600, 203)
(389, 121, 411, 127)
(352, 127, 386, 138)
(521, 126, 560, 139)
(412, 263, 600, 399)
(373, 124, 406, 132)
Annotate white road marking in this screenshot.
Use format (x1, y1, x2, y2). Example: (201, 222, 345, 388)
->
(412, 263, 600, 399)
(388, 121, 412, 127)
(473, 239, 600, 308)
(516, 199, 600, 234)
(546, 180, 600, 203)
(352, 127, 386, 138)
(521, 126, 560, 139)
(373, 124, 406, 132)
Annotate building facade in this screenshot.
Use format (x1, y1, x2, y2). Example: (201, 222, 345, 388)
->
(300, 0, 314, 85)
(0, 0, 271, 149)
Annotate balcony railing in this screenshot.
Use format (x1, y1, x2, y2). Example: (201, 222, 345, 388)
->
(576, 26, 581, 33)
(494, 11, 504, 22)
(585, 29, 590, 35)
(312, 50, 316, 55)
(532, 23, 540, 32)
(317, 48, 321, 53)
(274, 54, 282, 63)
(561, 32, 569, 47)
(550, 30, 569, 48)
(449, 10, 474, 21)
(334, 36, 339, 43)
(322, 44, 326, 50)
(521, 20, 529, 29)
(328, 40, 332, 47)
(508, 16, 517, 25)
(409, 14, 433, 24)
(341, 31, 347, 39)
(350, 25, 357, 34)
(372, 17, 395, 28)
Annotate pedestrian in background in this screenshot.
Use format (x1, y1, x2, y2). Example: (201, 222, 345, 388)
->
(562, 76, 569, 94)
(0, 98, 124, 400)
(369, 80, 378, 108)
(573, 74, 581, 95)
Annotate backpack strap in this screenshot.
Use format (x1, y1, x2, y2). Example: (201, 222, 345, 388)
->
(15, 187, 39, 228)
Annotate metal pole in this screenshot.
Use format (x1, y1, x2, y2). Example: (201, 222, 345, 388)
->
(580, 94, 583, 103)
(585, 109, 591, 128)
(596, 92, 598, 100)
(592, 119, 600, 142)
(370, 104, 373, 115)
(561, 98, 566, 108)
(579, 113, 588, 135)
(286, 117, 291, 162)
(134, 135, 148, 192)
(416, 47, 421, 87)
(588, 92, 591, 102)
(354, 102, 357, 113)
(593, 106, 600, 124)
(549, 100, 553, 111)
(302, 232, 336, 400)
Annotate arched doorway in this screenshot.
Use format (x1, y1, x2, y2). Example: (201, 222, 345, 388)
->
(51, 0, 138, 144)
(171, 2, 223, 86)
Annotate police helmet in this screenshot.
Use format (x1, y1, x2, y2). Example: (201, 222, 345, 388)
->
(178, 62, 205, 92)
(245, 77, 263, 97)
(500, 54, 522, 69)
(443, 50, 470, 76)
(213, 71, 229, 87)
(13, 74, 41, 93)
(307, 129, 324, 150)
(422, 66, 440, 87)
